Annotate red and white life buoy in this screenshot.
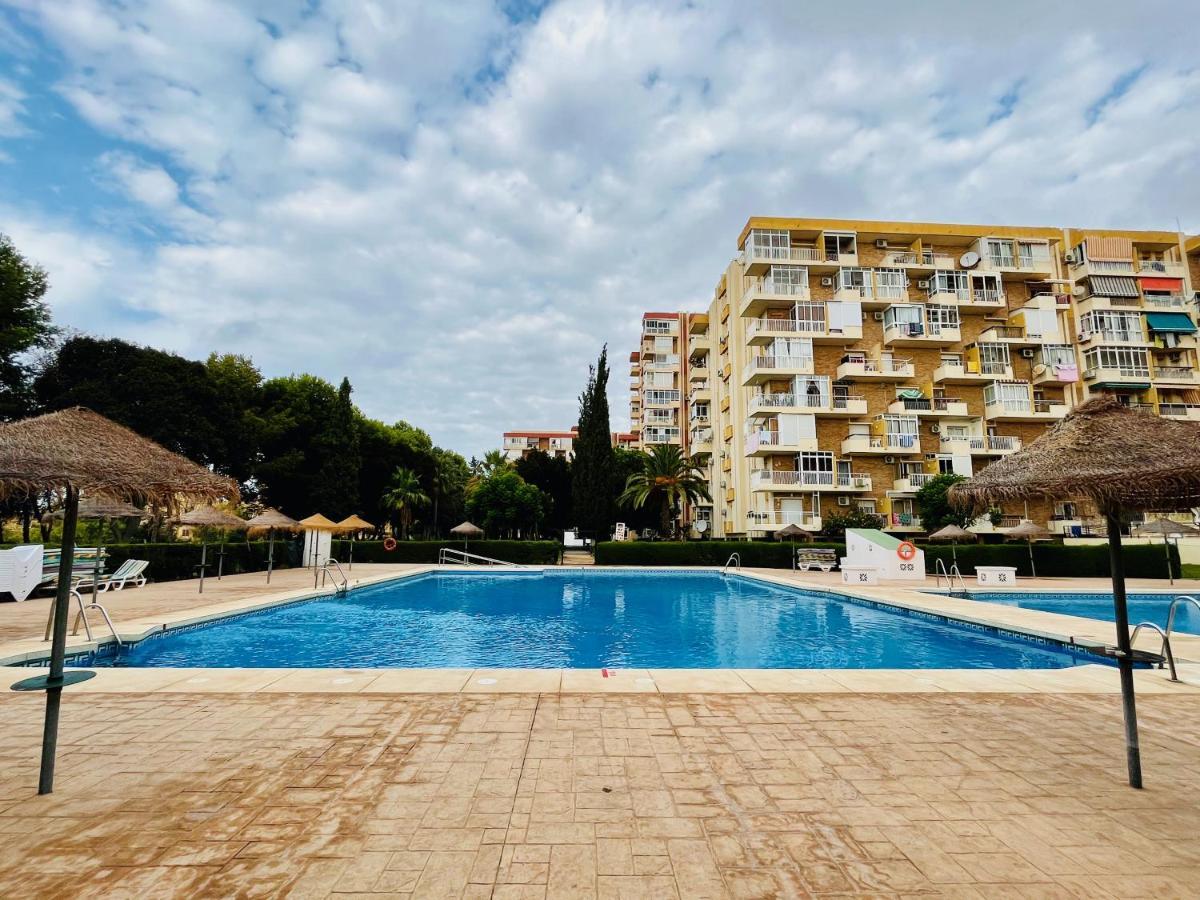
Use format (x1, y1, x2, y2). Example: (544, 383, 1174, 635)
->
(896, 541, 917, 561)
(383, 537, 398, 552)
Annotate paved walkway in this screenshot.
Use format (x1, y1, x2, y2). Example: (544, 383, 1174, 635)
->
(1, 691, 1198, 898)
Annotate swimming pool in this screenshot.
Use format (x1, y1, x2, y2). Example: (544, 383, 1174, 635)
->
(76, 571, 1101, 670)
(964, 591, 1198, 635)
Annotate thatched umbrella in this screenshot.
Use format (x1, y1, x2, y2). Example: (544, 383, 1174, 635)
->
(43, 497, 145, 598)
(1135, 517, 1200, 585)
(245, 508, 300, 584)
(177, 506, 248, 593)
(450, 520, 483, 550)
(775, 522, 808, 566)
(0, 407, 235, 794)
(927, 523, 976, 569)
(299, 513, 341, 586)
(950, 396, 1200, 789)
(335, 515, 375, 571)
(1005, 520, 1050, 579)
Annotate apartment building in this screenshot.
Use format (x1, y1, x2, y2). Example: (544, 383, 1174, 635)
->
(632, 216, 1199, 539)
(501, 428, 578, 461)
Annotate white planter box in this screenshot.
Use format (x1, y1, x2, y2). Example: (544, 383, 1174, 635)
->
(841, 564, 879, 586)
(976, 566, 1018, 586)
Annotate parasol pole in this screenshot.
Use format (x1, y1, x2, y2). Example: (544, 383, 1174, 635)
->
(348, 530, 354, 572)
(198, 541, 207, 594)
(1163, 532, 1174, 586)
(40, 485, 79, 794)
(1027, 537, 1036, 579)
(1105, 505, 1142, 789)
(216, 533, 225, 580)
(266, 527, 275, 584)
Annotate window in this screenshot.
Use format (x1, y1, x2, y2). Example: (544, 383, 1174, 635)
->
(1018, 241, 1050, 268)
(985, 239, 1014, 268)
(985, 382, 1032, 412)
(765, 265, 808, 294)
(931, 269, 969, 299)
(855, 500, 877, 514)
(883, 415, 919, 448)
(884, 304, 922, 330)
(1083, 347, 1150, 378)
(926, 304, 960, 332)
(798, 451, 834, 484)
(970, 272, 1002, 303)
(1079, 310, 1143, 343)
(874, 268, 905, 299)
(824, 232, 856, 260)
(978, 342, 1010, 374)
(937, 457, 955, 475)
(1038, 344, 1075, 367)
(746, 229, 790, 260)
(837, 267, 871, 296)
(792, 301, 826, 332)
(645, 319, 674, 335)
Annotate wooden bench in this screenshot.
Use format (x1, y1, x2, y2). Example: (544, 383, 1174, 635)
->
(795, 549, 839, 572)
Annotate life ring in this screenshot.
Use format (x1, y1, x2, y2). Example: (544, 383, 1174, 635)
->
(896, 541, 917, 561)
(383, 537, 397, 552)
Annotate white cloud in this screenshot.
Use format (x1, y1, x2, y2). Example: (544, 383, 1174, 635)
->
(4, 0, 1200, 456)
(0, 77, 28, 139)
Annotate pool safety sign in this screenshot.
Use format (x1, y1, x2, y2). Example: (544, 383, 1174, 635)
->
(843, 529, 926, 581)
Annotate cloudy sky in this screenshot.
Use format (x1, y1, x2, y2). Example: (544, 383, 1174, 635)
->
(2, 1, 1199, 457)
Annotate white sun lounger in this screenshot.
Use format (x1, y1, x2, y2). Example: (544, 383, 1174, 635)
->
(76, 559, 150, 593)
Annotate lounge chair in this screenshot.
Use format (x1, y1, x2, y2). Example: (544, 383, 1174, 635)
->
(77, 559, 150, 593)
(795, 549, 839, 573)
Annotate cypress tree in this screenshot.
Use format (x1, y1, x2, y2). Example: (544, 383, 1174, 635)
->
(572, 346, 615, 538)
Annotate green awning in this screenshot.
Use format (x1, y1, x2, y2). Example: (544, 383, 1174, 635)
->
(1145, 312, 1198, 334)
(1093, 382, 1151, 391)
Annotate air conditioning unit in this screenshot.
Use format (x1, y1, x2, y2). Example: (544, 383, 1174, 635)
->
(820, 277, 834, 287)
(874, 239, 888, 249)
(1064, 251, 1078, 265)
(1020, 348, 1036, 358)
(873, 311, 885, 321)
(929, 423, 941, 434)
(837, 496, 851, 506)
(884, 455, 896, 464)
(917, 279, 931, 289)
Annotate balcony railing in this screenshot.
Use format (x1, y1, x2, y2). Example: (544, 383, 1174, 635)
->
(988, 435, 1020, 451)
(750, 392, 865, 413)
(1084, 365, 1151, 380)
(746, 275, 809, 297)
(886, 251, 954, 268)
(971, 289, 1003, 304)
(1143, 294, 1189, 309)
(751, 470, 871, 489)
(888, 513, 922, 528)
(745, 244, 823, 264)
(746, 315, 827, 337)
(642, 428, 681, 443)
(1154, 366, 1196, 380)
(747, 512, 821, 529)
(689, 428, 713, 444)
(850, 357, 912, 375)
(643, 390, 681, 404)
(895, 396, 963, 412)
(743, 355, 814, 378)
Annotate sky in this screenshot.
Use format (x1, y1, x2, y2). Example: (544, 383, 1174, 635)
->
(2, 0, 1199, 458)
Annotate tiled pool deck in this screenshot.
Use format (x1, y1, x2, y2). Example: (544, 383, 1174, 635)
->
(2, 565, 1200, 896)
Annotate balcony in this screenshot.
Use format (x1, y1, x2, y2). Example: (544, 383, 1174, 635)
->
(742, 242, 825, 276)
(1153, 365, 1198, 385)
(744, 428, 819, 456)
(1143, 294, 1190, 309)
(1070, 257, 1135, 280)
(750, 469, 872, 492)
(979, 248, 1055, 278)
(892, 473, 935, 494)
(643, 389, 681, 407)
(836, 357, 914, 381)
(841, 433, 921, 456)
(746, 512, 822, 533)
(741, 354, 815, 386)
(885, 513, 923, 532)
(687, 383, 711, 403)
(933, 361, 1013, 384)
(961, 287, 1006, 311)
(977, 325, 1035, 344)
(749, 392, 868, 417)
(1083, 363, 1151, 386)
(883, 250, 955, 270)
(641, 427, 681, 445)
(887, 397, 970, 417)
(984, 395, 1069, 422)
(744, 310, 863, 344)
(1157, 402, 1200, 421)
(882, 320, 961, 347)
(1137, 259, 1186, 278)
(689, 427, 714, 449)
(738, 275, 811, 317)
(643, 354, 680, 370)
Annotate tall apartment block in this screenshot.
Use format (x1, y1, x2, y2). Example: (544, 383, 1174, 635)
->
(501, 429, 578, 461)
(631, 217, 1199, 539)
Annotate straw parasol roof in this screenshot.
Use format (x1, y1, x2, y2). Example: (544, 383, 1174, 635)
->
(950, 397, 1200, 514)
(178, 506, 248, 530)
(336, 514, 375, 531)
(1005, 520, 1050, 540)
(450, 521, 484, 537)
(42, 497, 145, 521)
(244, 508, 300, 531)
(299, 513, 340, 530)
(774, 523, 810, 540)
(1136, 517, 1200, 536)
(928, 524, 976, 541)
(0, 407, 237, 507)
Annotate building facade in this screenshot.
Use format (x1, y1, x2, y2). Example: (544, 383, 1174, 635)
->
(501, 429, 578, 461)
(630, 217, 1199, 539)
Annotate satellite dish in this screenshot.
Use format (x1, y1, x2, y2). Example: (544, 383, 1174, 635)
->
(959, 251, 981, 269)
(695, 519, 709, 533)
(1032, 364, 1047, 376)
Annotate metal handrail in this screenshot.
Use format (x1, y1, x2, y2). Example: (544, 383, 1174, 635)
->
(934, 559, 967, 593)
(1128, 596, 1199, 683)
(438, 547, 519, 567)
(321, 559, 350, 594)
(722, 553, 741, 575)
(42, 587, 122, 647)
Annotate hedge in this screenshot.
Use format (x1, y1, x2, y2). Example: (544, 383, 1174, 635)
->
(62, 540, 300, 584)
(595, 540, 1180, 579)
(330, 539, 561, 565)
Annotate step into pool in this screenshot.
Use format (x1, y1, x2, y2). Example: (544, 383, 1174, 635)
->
(960, 591, 1198, 635)
(72, 571, 1107, 670)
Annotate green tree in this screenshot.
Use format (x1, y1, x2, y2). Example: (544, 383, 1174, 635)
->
(205, 353, 266, 486)
(572, 346, 615, 537)
(514, 449, 572, 534)
(618, 444, 712, 538)
(915, 473, 974, 532)
(382, 466, 430, 539)
(466, 470, 546, 538)
(0, 233, 56, 420)
(609, 447, 658, 535)
(818, 507, 885, 540)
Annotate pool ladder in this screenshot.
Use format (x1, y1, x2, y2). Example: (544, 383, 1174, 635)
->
(43, 587, 123, 648)
(321, 559, 350, 595)
(722, 553, 741, 575)
(934, 559, 967, 596)
(1128, 595, 1200, 683)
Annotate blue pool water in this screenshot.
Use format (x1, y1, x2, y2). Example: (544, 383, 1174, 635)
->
(80, 571, 1100, 670)
(965, 591, 1199, 635)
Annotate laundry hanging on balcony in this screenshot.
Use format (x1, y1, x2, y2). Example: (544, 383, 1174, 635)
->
(1145, 312, 1197, 334)
(1053, 363, 1079, 382)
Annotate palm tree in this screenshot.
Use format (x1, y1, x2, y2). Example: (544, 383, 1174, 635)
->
(382, 467, 430, 539)
(467, 449, 511, 494)
(618, 445, 712, 538)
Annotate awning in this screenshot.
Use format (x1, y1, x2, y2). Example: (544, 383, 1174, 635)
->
(1139, 277, 1183, 291)
(1092, 382, 1151, 392)
(1088, 275, 1140, 298)
(1145, 312, 1198, 334)
(1085, 236, 1133, 262)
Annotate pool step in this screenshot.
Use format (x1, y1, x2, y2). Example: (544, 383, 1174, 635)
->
(561, 551, 594, 566)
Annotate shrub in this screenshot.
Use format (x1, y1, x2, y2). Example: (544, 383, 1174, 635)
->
(330, 539, 561, 565)
(94, 540, 297, 583)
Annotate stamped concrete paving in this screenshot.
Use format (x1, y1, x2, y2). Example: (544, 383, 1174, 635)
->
(1, 690, 1199, 898)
